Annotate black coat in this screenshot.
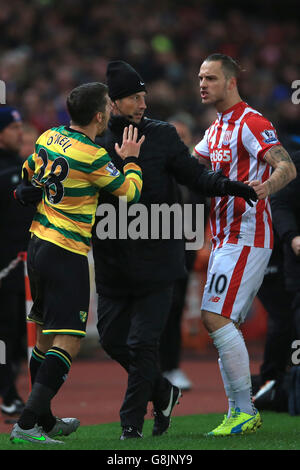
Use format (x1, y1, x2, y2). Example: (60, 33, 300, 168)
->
(270, 151, 300, 291)
(0, 148, 35, 292)
(92, 115, 224, 296)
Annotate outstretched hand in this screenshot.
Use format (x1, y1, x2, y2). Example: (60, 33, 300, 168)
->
(115, 125, 145, 160)
(226, 179, 258, 207)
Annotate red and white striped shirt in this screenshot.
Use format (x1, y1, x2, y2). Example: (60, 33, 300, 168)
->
(194, 101, 281, 250)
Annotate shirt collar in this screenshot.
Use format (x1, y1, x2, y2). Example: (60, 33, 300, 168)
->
(217, 101, 246, 121)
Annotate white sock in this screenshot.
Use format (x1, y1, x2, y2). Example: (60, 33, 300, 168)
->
(218, 357, 235, 418)
(210, 322, 255, 416)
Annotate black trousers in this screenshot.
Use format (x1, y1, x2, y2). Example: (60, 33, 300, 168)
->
(257, 276, 294, 383)
(97, 284, 174, 431)
(159, 251, 196, 372)
(159, 276, 188, 372)
(0, 288, 26, 403)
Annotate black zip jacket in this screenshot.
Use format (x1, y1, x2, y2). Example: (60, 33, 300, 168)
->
(92, 115, 250, 296)
(270, 151, 300, 291)
(0, 148, 35, 291)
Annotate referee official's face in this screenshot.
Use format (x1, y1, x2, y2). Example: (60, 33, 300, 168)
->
(114, 92, 147, 124)
(198, 60, 232, 110)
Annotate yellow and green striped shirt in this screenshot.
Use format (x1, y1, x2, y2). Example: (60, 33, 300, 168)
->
(23, 126, 142, 256)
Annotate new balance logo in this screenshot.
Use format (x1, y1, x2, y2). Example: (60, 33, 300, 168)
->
(208, 296, 221, 303)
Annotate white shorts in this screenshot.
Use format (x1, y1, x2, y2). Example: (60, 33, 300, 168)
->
(201, 243, 272, 324)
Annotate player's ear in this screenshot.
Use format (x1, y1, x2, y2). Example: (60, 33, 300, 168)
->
(228, 76, 237, 91)
(95, 111, 103, 124)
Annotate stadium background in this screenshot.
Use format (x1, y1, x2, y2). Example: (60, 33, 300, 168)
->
(0, 0, 299, 430)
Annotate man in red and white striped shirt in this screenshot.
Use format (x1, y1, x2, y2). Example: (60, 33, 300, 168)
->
(193, 54, 296, 436)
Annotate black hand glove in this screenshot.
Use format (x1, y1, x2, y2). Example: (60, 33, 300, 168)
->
(14, 168, 43, 206)
(225, 180, 258, 207)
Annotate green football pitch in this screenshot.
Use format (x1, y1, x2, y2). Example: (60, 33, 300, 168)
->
(0, 412, 299, 451)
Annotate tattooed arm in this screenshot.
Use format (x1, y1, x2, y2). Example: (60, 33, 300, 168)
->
(248, 145, 296, 199)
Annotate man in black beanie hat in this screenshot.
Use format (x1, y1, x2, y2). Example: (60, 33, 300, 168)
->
(106, 61, 147, 104)
(93, 61, 258, 440)
(0, 106, 36, 418)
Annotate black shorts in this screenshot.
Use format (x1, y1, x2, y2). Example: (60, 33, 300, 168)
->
(27, 235, 90, 337)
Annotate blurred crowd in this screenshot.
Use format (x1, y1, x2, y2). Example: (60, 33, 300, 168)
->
(0, 0, 300, 151)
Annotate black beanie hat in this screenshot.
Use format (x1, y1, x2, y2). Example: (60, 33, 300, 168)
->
(106, 61, 146, 101)
(0, 106, 22, 131)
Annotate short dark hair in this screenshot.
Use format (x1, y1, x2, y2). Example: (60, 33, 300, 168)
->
(204, 54, 241, 79)
(66, 82, 108, 126)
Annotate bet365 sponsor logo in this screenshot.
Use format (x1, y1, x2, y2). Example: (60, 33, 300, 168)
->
(210, 148, 232, 163)
(0, 80, 6, 104)
(0, 340, 6, 365)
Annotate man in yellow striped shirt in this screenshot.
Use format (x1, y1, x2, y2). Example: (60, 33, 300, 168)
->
(11, 82, 145, 444)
